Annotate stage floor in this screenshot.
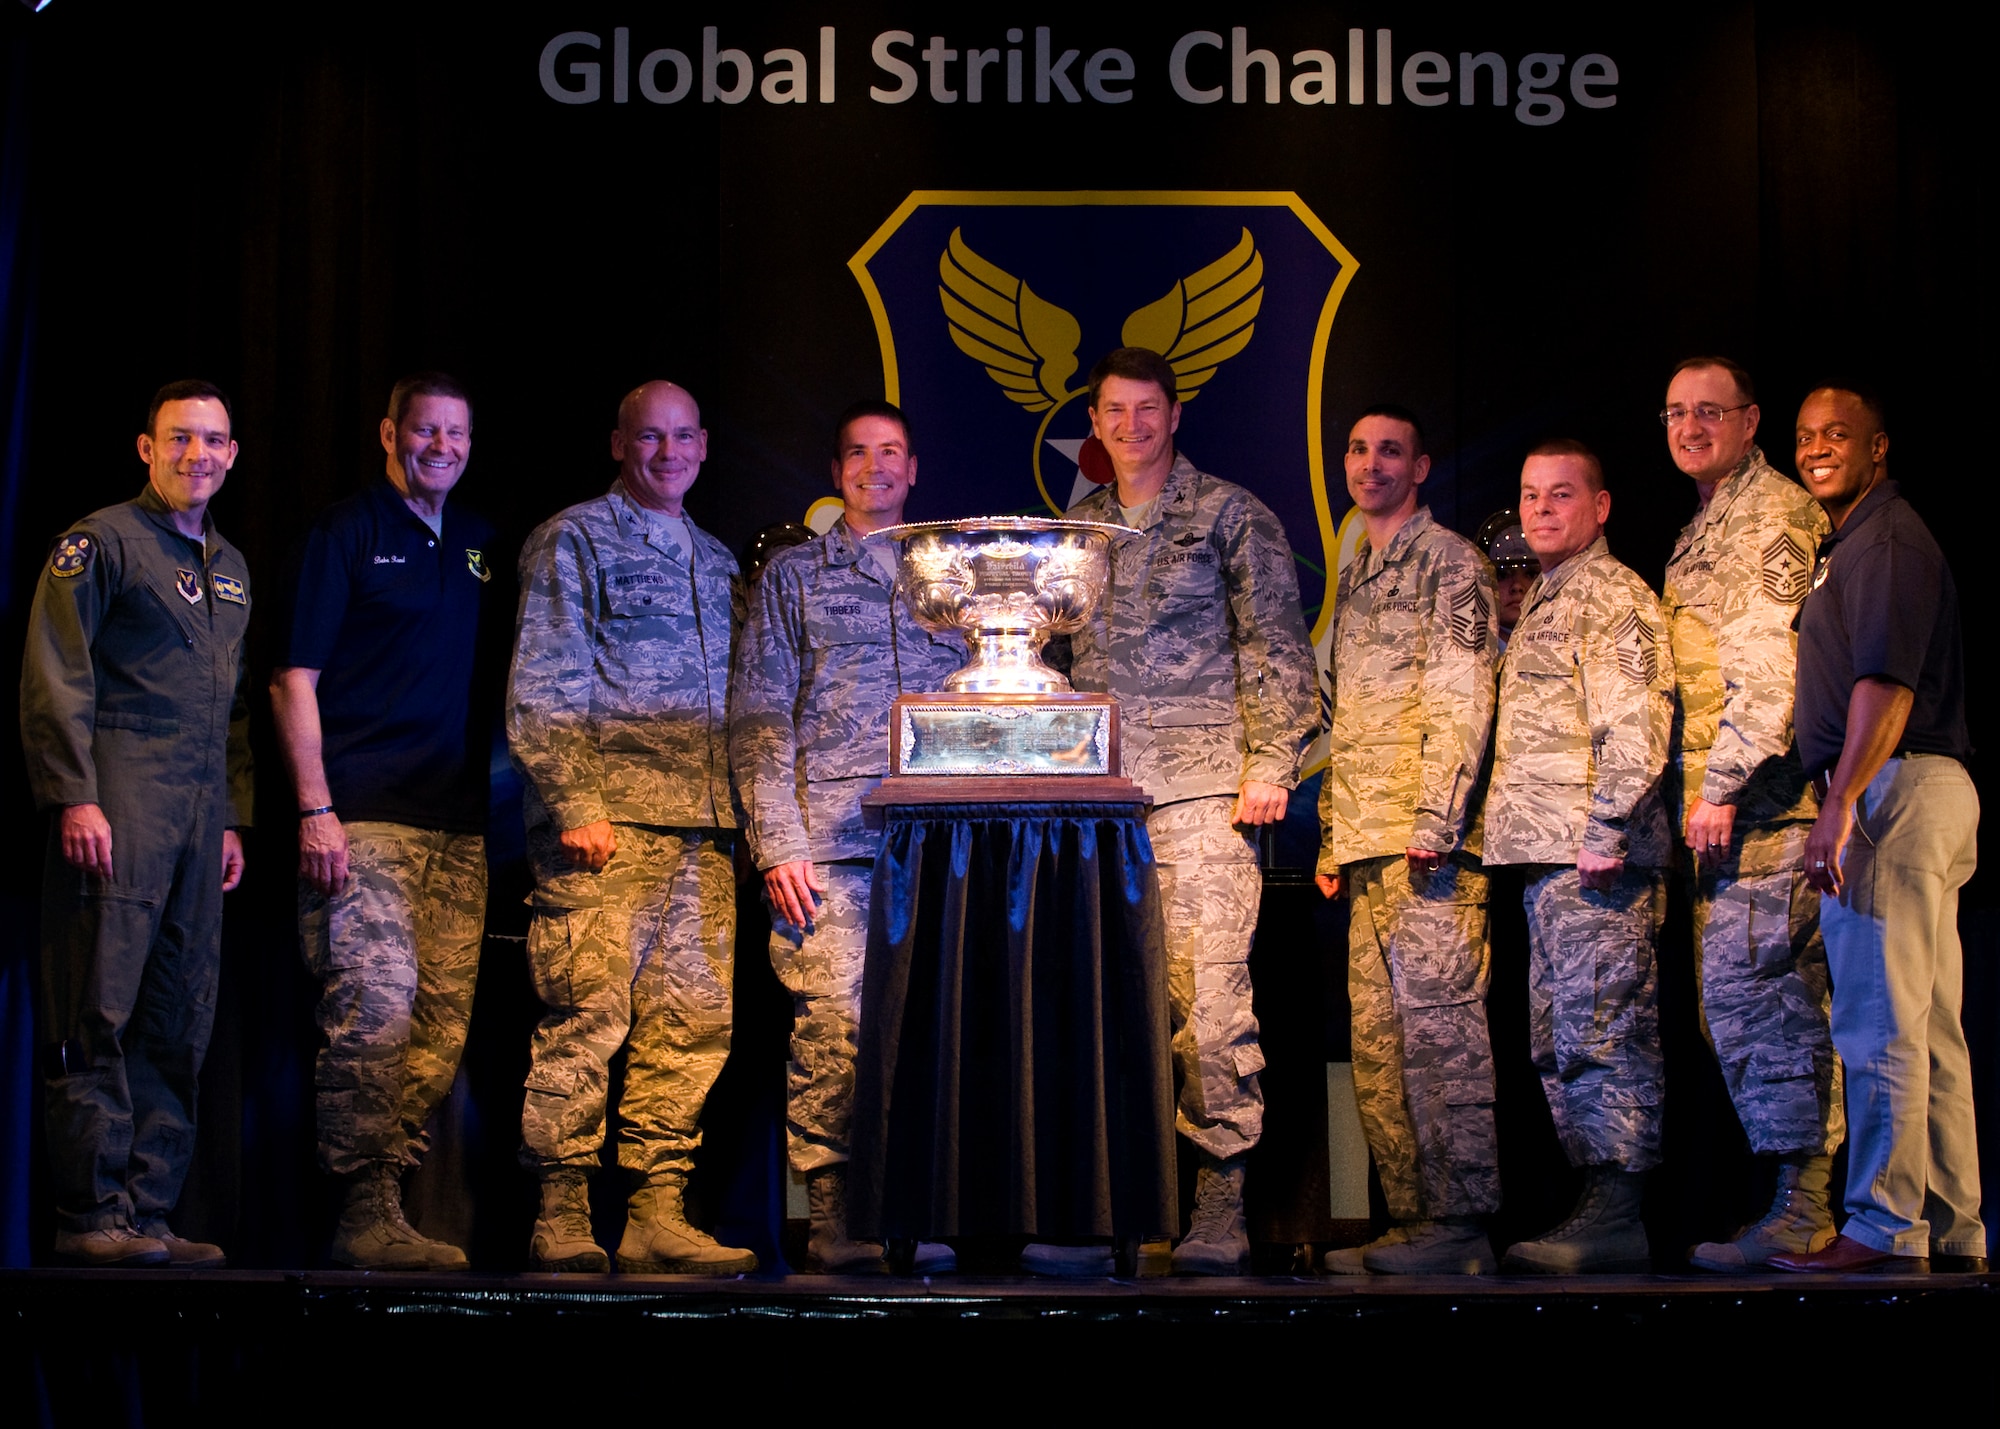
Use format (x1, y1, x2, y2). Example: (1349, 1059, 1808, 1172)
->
(8, 1265, 1995, 1420)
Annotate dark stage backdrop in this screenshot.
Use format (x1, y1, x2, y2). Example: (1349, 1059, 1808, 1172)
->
(1, 2, 1994, 1266)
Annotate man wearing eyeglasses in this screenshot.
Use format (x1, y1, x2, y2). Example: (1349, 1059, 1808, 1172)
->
(1659, 357, 1840, 1272)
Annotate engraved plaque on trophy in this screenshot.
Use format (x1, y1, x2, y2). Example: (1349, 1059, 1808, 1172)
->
(860, 516, 1146, 811)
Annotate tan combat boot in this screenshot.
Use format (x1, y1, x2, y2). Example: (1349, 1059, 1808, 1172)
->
(529, 1168, 609, 1272)
(1363, 1216, 1497, 1275)
(1171, 1153, 1250, 1275)
(53, 1224, 169, 1267)
(1688, 1154, 1834, 1272)
(1323, 1223, 1411, 1275)
(330, 1163, 469, 1271)
(617, 1178, 757, 1275)
(805, 1165, 886, 1273)
(134, 1219, 227, 1269)
(1501, 1164, 1651, 1274)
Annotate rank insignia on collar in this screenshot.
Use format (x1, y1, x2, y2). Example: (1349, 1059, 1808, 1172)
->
(213, 574, 247, 605)
(466, 549, 491, 583)
(50, 534, 92, 578)
(175, 568, 203, 604)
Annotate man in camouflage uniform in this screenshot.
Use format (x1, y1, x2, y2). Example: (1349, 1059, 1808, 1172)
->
(1065, 348, 1318, 1275)
(730, 399, 965, 1272)
(1660, 357, 1841, 1272)
(507, 380, 754, 1274)
(22, 380, 251, 1268)
(273, 373, 496, 1270)
(1485, 440, 1675, 1274)
(1315, 406, 1501, 1276)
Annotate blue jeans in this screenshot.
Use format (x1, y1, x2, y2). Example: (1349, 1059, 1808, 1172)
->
(1822, 755, 1984, 1257)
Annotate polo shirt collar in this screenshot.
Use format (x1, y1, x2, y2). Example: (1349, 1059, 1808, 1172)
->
(369, 476, 448, 535)
(1822, 478, 1900, 550)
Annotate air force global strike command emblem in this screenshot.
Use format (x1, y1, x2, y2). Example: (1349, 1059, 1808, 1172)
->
(175, 568, 203, 604)
(50, 534, 92, 578)
(467, 549, 491, 583)
(849, 192, 1358, 651)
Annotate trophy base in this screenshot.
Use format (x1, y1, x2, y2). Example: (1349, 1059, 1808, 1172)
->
(862, 773, 1149, 824)
(888, 692, 1122, 778)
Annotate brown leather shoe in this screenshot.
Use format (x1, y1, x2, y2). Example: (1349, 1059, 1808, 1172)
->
(1931, 1254, 1989, 1274)
(1769, 1234, 1927, 1274)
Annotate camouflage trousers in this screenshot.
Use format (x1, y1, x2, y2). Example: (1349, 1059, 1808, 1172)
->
(1691, 868, 1842, 1156)
(1345, 854, 1500, 1220)
(767, 859, 870, 1174)
(1523, 864, 1667, 1171)
(299, 822, 486, 1177)
(520, 823, 734, 1179)
(1153, 796, 1264, 1159)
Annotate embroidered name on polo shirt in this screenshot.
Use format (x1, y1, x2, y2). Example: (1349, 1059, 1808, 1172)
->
(213, 574, 247, 605)
(373, 555, 407, 565)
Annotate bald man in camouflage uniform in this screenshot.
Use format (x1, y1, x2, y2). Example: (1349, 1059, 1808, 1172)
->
(507, 380, 754, 1274)
(1659, 358, 1841, 1272)
(731, 399, 965, 1272)
(1486, 441, 1675, 1275)
(1316, 405, 1501, 1276)
(1066, 348, 1317, 1275)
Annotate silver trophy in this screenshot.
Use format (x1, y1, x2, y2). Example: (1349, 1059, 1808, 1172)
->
(867, 516, 1137, 780)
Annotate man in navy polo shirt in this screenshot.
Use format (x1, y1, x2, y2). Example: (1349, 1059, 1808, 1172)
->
(1769, 385, 1985, 1275)
(272, 372, 499, 1270)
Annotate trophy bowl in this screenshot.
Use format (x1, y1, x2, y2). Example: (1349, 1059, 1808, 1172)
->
(870, 516, 1136, 694)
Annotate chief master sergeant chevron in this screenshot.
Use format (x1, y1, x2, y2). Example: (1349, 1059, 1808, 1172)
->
(21, 379, 253, 1268)
(1064, 347, 1317, 1275)
(507, 379, 754, 1275)
(1314, 404, 1501, 1277)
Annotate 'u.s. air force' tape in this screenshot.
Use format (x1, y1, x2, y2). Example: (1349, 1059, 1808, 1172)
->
(50, 534, 93, 578)
(213, 574, 247, 605)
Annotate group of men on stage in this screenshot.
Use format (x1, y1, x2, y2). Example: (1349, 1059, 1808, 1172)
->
(20, 349, 1984, 1278)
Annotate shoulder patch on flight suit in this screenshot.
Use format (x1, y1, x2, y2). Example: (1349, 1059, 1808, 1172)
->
(1612, 608, 1660, 685)
(50, 534, 93, 578)
(467, 548, 491, 582)
(175, 568, 203, 604)
(212, 574, 247, 605)
(1762, 532, 1811, 604)
(1448, 581, 1490, 652)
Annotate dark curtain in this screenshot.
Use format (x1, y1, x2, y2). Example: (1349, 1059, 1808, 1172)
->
(850, 803, 1175, 1241)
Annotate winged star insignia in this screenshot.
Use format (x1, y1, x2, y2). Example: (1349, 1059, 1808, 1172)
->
(939, 225, 1265, 507)
(50, 534, 92, 578)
